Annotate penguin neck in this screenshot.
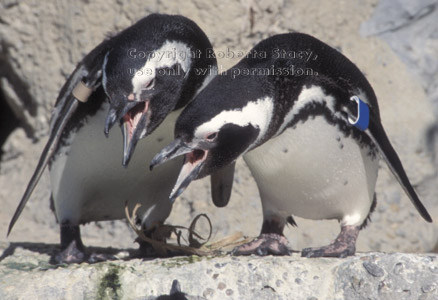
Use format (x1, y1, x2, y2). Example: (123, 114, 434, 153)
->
(234, 96, 276, 152)
(174, 64, 218, 110)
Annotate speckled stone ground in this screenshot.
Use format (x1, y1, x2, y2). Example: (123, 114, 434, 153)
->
(1, 244, 437, 299)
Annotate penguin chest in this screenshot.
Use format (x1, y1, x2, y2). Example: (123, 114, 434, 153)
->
(243, 116, 379, 224)
(50, 102, 182, 227)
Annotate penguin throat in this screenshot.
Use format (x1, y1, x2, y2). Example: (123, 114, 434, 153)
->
(187, 149, 205, 164)
(176, 149, 207, 185)
(169, 149, 208, 201)
(122, 101, 149, 139)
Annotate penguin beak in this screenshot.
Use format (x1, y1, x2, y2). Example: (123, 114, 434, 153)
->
(121, 101, 150, 166)
(150, 138, 208, 202)
(104, 100, 151, 166)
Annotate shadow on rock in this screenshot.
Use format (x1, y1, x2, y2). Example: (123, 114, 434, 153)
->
(0, 242, 142, 265)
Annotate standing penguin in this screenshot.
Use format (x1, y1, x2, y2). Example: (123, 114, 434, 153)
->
(150, 33, 432, 258)
(8, 14, 219, 263)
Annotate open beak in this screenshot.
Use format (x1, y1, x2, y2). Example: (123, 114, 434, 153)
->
(104, 100, 151, 166)
(150, 138, 208, 202)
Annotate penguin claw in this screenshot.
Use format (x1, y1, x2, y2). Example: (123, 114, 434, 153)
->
(232, 233, 291, 256)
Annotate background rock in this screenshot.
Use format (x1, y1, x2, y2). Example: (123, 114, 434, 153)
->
(0, 0, 437, 298)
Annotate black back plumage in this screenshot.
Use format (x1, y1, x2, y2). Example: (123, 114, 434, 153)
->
(178, 33, 377, 136)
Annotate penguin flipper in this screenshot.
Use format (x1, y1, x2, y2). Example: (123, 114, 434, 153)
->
(7, 39, 111, 236)
(7, 97, 80, 236)
(210, 162, 236, 207)
(366, 114, 432, 223)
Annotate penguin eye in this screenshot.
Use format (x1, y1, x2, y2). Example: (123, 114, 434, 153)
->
(206, 132, 218, 141)
(143, 78, 155, 90)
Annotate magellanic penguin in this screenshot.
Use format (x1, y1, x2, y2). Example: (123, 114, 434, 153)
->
(150, 33, 432, 258)
(7, 14, 219, 263)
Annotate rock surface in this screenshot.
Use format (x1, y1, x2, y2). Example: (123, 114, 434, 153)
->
(0, 0, 437, 298)
(1, 245, 437, 300)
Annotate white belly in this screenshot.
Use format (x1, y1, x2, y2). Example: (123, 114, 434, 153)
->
(244, 116, 379, 226)
(50, 102, 182, 229)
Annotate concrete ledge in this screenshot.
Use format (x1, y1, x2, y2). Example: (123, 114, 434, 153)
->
(1, 244, 437, 299)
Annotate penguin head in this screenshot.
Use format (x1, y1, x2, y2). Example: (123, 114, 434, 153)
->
(101, 14, 217, 166)
(102, 45, 187, 166)
(150, 73, 273, 201)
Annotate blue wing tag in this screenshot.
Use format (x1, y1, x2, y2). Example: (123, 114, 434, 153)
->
(348, 95, 369, 131)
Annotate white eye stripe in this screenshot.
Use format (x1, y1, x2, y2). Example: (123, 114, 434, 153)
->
(194, 96, 274, 149)
(131, 40, 192, 98)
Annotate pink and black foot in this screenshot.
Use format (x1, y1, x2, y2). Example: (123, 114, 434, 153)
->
(232, 233, 290, 256)
(301, 197, 376, 258)
(232, 218, 292, 256)
(301, 225, 360, 258)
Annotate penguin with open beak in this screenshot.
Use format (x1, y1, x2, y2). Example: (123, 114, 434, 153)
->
(151, 32, 432, 258)
(8, 14, 219, 263)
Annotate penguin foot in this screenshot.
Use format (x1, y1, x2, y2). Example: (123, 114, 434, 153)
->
(54, 223, 87, 264)
(54, 247, 117, 264)
(232, 233, 290, 256)
(301, 225, 360, 258)
(54, 240, 86, 264)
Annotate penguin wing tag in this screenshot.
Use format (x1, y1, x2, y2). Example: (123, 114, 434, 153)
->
(348, 95, 369, 131)
(72, 81, 93, 103)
